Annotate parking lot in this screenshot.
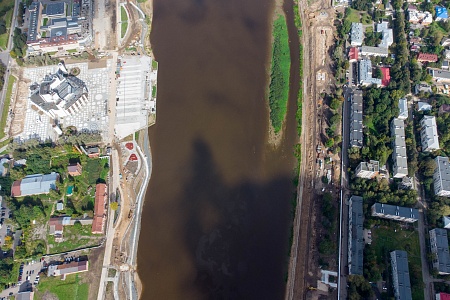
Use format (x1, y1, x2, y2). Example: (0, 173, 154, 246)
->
(0, 260, 42, 299)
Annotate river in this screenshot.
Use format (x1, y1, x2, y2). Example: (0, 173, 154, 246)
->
(136, 0, 301, 299)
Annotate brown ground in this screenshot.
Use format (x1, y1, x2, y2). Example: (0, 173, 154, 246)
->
(9, 73, 29, 138)
(85, 247, 105, 300)
(287, 0, 337, 298)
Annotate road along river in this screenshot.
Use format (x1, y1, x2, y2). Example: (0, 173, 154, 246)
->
(137, 0, 301, 298)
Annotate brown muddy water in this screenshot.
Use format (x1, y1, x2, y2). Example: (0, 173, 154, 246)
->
(136, 0, 301, 299)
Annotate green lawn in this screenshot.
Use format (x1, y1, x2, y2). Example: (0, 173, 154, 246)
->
(345, 8, 360, 23)
(152, 60, 158, 70)
(361, 13, 373, 25)
(67, 49, 78, 53)
(152, 86, 156, 98)
(43, 17, 48, 26)
(35, 274, 88, 300)
(120, 5, 128, 38)
(365, 26, 373, 33)
(5, 10, 12, 27)
(0, 33, 8, 50)
(268, 14, 291, 133)
(372, 226, 424, 300)
(0, 75, 16, 139)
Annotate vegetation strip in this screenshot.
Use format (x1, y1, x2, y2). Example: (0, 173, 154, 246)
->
(0, 75, 15, 140)
(268, 14, 291, 133)
(121, 6, 128, 38)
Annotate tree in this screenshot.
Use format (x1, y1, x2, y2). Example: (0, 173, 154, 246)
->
(325, 138, 334, 148)
(110, 202, 119, 211)
(420, 158, 437, 177)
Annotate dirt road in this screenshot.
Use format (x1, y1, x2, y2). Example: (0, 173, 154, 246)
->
(286, 0, 336, 299)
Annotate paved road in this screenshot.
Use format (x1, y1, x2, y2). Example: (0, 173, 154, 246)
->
(418, 209, 433, 300)
(97, 150, 119, 300)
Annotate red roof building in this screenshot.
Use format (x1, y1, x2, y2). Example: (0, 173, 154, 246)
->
(348, 47, 359, 62)
(381, 67, 391, 86)
(418, 53, 438, 62)
(436, 293, 450, 300)
(92, 183, 107, 234)
(125, 142, 134, 150)
(11, 180, 21, 197)
(129, 154, 138, 161)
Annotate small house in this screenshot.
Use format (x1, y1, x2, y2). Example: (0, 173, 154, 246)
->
(67, 163, 82, 176)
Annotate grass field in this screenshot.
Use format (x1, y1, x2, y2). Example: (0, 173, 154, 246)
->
(0, 75, 15, 140)
(268, 14, 291, 133)
(121, 6, 128, 38)
(345, 8, 360, 23)
(0, 33, 8, 50)
(47, 225, 102, 254)
(372, 226, 424, 300)
(5, 10, 12, 27)
(35, 274, 88, 300)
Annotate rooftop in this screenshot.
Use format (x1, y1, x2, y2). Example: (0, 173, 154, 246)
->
(391, 250, 412, 300)
(350, 196, 364, 275)
(435, 156, 450, 194)
(418, 53, 439, 62)
(372, 203, 419, 220)
(351, 23, 364, 46)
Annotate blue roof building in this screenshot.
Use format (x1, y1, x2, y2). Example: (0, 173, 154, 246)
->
(436, 6, 449, 21)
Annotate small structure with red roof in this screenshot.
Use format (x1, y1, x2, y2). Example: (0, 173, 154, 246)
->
(418, 53, 438, 62)
(436, 292, 450, 300)
(348, 47, 359, 62)
(381, 67, 391, 87)
(129, 154, 138, 161)
(125, 142, 134, 150)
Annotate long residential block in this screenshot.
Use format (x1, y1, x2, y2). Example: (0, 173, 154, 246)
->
(391, 118, 408, 178)
(434, 156, 450, 197)
(371, 203, 418, 223)
(350, 89, 363, 148)
(420, 115, 440, 152)
(348, 196, 364, 275)
(430, 228, 450, 275)
(391, 250, 412, 300)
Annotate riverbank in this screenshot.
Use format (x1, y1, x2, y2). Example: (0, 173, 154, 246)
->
(267, 10, 291, 144)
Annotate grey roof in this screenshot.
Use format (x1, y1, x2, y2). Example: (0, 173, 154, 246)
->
(359, 59, 382, 85)
(30, 66, 88, 114)
(45, 2, 65, 16)
(16, 292, 33, 300)
(391, 118, 408, 177)
(349, 196, 364, 275)
(418, 101, 432, 111)
(360, 46, 389, 56)
(430, 228, 450, 273)
(351, 23, 364, 45)
(372, 203, 419, 220)
(20, 173, 58, 196)
(390, 250, 412, 300)
(350, 90, 363, 148)
(434, 156, 450, 195)
(430, 68, 450, 80)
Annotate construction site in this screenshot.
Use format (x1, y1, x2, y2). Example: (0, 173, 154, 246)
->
(286, 0, 342, 299)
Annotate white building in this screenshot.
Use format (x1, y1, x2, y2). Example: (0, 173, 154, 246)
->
(355, 160, 380, 179)
(420, 115, 440, 152)
(351, 23, 364, 46)
(408, 10, 433, 25)
(29, 63, 88, 119)
(434, 156, 450, 197)
(377, 21, 393, 49)
(398, 98, 408, 120)
(391, 118, 409, 178)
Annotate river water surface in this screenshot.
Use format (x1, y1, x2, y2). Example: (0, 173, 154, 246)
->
(137, 0, 300, 298)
